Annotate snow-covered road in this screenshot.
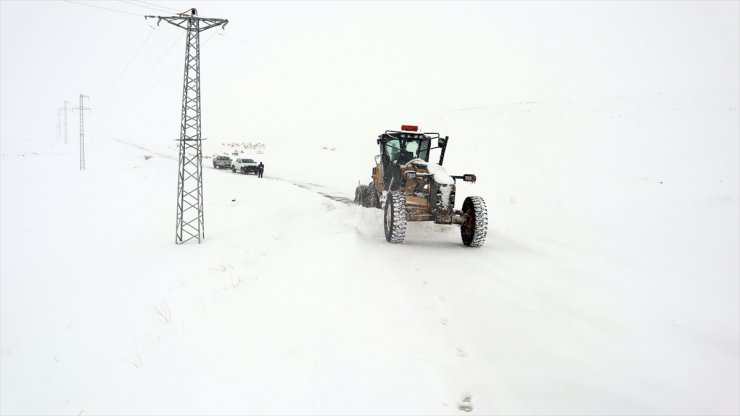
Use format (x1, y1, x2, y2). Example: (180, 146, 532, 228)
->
(2, 120, 737, 414)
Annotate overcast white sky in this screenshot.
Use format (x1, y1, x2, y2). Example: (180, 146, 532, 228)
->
(1, 0, 738, 147)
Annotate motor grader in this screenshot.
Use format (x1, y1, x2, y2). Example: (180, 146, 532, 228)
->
(355, 125, 487, 246)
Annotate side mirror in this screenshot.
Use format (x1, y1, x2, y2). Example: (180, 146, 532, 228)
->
(438, 136, 448, 147)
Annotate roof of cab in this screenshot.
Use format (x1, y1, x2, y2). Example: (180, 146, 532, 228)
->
(381, 130, 440, 140)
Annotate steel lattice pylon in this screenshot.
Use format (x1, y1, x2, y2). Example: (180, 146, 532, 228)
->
(147, 9, 228, 244)
(73, 94, 90, 171)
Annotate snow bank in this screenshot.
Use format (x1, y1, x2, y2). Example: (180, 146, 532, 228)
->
(1, 97, 737, 415)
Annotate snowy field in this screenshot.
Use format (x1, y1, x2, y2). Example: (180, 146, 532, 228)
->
(1, 94, 738, 414)
(2, 0, 739, 414)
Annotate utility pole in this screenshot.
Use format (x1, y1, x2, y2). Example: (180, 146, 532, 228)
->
(62, 101, 71, 144)
(146, 8, 228, 245)
(73, 94, 91, 170)
(56, 109, 61, 141)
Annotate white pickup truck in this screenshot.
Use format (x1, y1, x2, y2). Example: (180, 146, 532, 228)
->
(232, 158, 259, 174)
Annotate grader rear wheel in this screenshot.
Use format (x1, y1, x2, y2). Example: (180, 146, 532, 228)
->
(355, 185, 367, 205)
(364, 187, 380, 208)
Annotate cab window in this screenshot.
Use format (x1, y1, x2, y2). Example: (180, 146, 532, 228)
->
(384, 138, 400, 162)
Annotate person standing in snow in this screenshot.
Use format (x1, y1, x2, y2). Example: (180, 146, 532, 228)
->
(257, 162, 264, 178)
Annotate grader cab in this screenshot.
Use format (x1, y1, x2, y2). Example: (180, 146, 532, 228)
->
(355, 125, 488, 246)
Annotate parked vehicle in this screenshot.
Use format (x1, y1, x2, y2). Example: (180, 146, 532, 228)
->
(213, 155, 232, 169)
(232, 158, 259, 174)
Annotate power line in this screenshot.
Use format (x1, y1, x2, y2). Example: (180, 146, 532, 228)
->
(117, 0, 158, 12)
(118, 0, 176, 15)
(101, 28, 155, 99)
(130, 0, 180, 14)
(139, 61, 180, 94)
(62, 0, 144, 17)
(115, 32, 219, 109)
(127, 32, 184, 94)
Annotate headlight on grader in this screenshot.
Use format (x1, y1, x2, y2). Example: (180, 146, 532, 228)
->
(404, 171, 417, 180)
(463, 174, 477, 183)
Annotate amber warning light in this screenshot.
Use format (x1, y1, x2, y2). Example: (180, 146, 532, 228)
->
(401, 125, 418, 132)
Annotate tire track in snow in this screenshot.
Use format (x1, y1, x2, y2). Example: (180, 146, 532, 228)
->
(288, 182, 355, 205)
(110, 138, 356, 205)
(110, 137, 177, 161)
(111, 137, 477, 409)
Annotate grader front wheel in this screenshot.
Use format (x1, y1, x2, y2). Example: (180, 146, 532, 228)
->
(384, 192, 408, 243)
(461, 196, 488, 247)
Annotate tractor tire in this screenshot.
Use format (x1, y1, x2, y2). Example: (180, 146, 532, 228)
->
(461, 196, 488, 247)
(384, 191, 408, 243)
(364, 186, 380, 209)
